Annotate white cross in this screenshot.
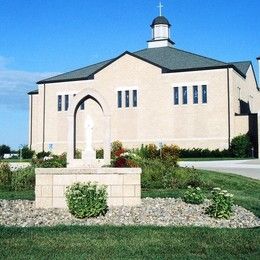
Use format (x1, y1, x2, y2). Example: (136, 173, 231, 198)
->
(157, 1, 163, 16)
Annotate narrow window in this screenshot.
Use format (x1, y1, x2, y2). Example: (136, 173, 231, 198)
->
(133, 90, 137, 107)
(125, 90, 129, 107)
(174, 87, 179, 105)
(182, 86, 188, 104)
(117, 91, 122, 108)
(202, 85, 207, 103)
(58, 95, 62, 111)
(65, 95, 69, 111)
(80, 102, 85, 110)
(193, 85, 198, 104)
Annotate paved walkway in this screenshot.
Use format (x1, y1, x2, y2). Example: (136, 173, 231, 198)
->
(179, 160, 260, 180)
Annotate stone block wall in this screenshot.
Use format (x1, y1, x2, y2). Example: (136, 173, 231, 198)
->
(35, 168, 142, 208)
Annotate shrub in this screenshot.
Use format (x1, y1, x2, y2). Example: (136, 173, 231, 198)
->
(65, 182, 108, 219)
(75, 149, 82, 159)
(111, 141, 123, 158)
(205, 188, 234, 219)
(230, 134, 252, 158)
(21, 146, 34, 159)
(179, 148, 230, 158)
(111, 148, 139, 168)
(11, 167, 35, 191)
(33, 153, 67, 168)
(161, 145, 180, 166)
(183, 186, 205, 204)
(96, 148, 104, 159)
(36, 151, 51, 159)
(0, 163, 12, 189)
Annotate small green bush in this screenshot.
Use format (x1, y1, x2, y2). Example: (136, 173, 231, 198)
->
(0, 163, 12, 189)
(33, 153, 67, 168)
(11, 167, 35, 191)
(36, 151, 51, 159)
(230, 134, 252, 158)
(96, 148, 104, 159)
(180, 148, 231, 158)
(183, 186, 205, 204)
(205, 188, 234, 219)
(65, 182, 108, 219)
(21, 146, 34, 159)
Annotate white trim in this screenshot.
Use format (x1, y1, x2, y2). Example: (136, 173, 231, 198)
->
(56, 91, 79, 96)
(115, 86, 139, 91)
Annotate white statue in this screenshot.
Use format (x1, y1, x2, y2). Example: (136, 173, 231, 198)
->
(84, 115, 94, 152)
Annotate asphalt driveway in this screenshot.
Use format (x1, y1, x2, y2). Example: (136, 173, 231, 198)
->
(179, 159, 260, 180)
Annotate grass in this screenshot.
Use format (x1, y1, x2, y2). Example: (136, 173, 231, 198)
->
(0, 225, 259, 259)
(0, 189, 34, 200)
(143, 169, 260, 217)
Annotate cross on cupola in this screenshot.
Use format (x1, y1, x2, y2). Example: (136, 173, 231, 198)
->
(157, 1, 163, 16)
(147, 2, 175, 48)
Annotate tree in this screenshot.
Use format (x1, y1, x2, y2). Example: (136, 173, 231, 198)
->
(0, 145, 11, 158)
(21, 145, 34, 159)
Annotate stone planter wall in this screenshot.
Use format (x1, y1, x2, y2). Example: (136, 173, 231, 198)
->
(35, 167, 141, 208)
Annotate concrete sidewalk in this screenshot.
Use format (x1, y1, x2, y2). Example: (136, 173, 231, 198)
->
(179, 160, 260, 180)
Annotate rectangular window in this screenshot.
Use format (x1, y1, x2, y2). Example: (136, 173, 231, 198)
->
(133, 90, 137, 107)
(58, 95, 62, 111)
(125, 90, 129, 107)
(80, 102, 85, 110)
(174, 87, 179, 105)
(117, 91, 122, 108)
(182, 86, 188, 104)
(202, 85, 207, 103)
(65, 95, 69, 111)
(193, 85, 198, 104)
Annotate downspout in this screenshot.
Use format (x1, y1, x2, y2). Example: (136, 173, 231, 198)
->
(29, 95, 33, 150)
(42, 84, 46, 152)
(227, 67, 231, 148)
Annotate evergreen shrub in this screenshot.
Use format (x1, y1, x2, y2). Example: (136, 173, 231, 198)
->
(230, 134, 252, 158)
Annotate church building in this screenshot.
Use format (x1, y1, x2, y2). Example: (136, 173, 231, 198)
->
(28, 12, 260, 158)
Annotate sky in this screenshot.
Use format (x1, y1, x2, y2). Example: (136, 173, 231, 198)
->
(0, 0, 259, 150)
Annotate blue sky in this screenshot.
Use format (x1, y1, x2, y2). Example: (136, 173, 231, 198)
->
(0, 0, 259, 150)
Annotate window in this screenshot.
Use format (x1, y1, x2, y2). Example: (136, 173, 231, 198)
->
(173, 87, 179, 105)
(202, 85, 207, 103)
(80, 102, 85, 110)
(133, 90, 137, 107)
(65, 95, 69, 111)
(57, 95, 62, 111)
(193, 85, 198, 104)
(117, 91, 122, 108)
(182, 86, 188, 104)
(125, 90, 129, 107)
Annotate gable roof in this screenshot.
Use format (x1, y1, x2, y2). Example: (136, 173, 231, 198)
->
(36, 47, 250, 84)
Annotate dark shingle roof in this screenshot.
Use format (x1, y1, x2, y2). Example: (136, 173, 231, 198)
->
(257, 56, 260, 60)
(151, 16, 171, 27)
(28, 89, 39, 95)
(230, 61, 251, 75)
(36, 47, 250, 85)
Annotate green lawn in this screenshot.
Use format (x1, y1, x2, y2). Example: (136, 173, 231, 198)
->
(0, 225, 259, 259)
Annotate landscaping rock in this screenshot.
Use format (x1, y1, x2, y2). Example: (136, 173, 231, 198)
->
(0, 198, 259, 228)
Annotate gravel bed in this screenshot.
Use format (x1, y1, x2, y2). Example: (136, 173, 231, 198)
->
(0, 198, 259, 228)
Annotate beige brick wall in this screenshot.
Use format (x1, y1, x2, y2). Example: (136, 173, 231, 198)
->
(35, 167, 142, 209)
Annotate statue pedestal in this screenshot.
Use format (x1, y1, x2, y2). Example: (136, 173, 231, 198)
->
(82, 150, 96, 165)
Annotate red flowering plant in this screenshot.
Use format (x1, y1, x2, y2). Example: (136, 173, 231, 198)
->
(111, 148, 139, 168)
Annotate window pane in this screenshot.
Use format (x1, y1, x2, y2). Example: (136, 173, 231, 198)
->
(202, 85, 207, 103)
(193, 85, 198, 104)
(80, 102, 85, 110)
(174, 87, 179, 105)
(125, 90, 129, 107)
(58, 95, 62, 111)
(65, 95, 69, 111)
(133, 90, 137, 107)
(182, 86, 188, 104)
(117, 91, 122, 108)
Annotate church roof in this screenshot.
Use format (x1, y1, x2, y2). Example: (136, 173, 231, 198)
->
(151, 16, 171, 27)
(36, 47, 251, 85)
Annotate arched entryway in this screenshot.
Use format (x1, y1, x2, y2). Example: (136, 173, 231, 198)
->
(67, 88, 111, 167)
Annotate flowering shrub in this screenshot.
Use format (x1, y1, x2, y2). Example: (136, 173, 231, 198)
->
(65, 182, 108, 219)
(161, 144, 180, 166)
(112, 148, 139, 168)
(111, 140, 123, 158)
(205, 188, 234, 219)
(183, 186, 205, 204)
